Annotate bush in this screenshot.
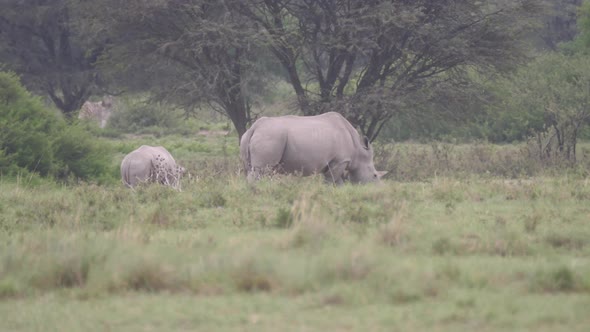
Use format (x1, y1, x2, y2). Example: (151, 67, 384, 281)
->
(0, 72, 60, 176)
(0, 72, 115, 182)
(108, 98, 183, 133)
(52, 125, 116, 183)
(530, 266, 578, 293)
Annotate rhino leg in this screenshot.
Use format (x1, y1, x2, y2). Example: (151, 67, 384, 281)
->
(247, 168, 261, 183)
(247, 165, 277, 183)
(323, 160, 350, 185)
(247, 132, 287, 182)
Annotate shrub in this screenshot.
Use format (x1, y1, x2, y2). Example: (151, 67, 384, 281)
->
(0, 71, 116, 182)
(0, 72, 60, 176)
(108, 98, 183, 133)
(274, 207, 293, 228)
(52, 124, 116, 182)
(530, 266, 578, 293)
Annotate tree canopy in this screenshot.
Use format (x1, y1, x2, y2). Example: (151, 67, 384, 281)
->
(0, 0, 572, 142)
(0, 0, 109, 118)
(72, 0, 546, 140)
(81, 0, 265, 139)
(240, 0, 546, 140)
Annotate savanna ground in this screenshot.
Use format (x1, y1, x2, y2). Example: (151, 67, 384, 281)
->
(1, 129, 590, 332)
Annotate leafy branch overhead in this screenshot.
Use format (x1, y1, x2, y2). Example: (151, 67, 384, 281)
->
(82, 0, 265, 139)
(241, 0, 546, 140)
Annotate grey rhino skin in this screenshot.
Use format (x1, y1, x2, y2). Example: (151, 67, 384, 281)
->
(121, 145, 184, 189)
(240, 112, 384, 184)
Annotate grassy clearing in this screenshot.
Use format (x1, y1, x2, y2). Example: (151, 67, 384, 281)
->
(1, 136, 590, 331)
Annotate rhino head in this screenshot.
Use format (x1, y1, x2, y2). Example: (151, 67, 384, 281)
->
(348, 136, 387, 184)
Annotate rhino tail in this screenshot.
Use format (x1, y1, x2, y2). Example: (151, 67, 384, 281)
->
(239, 128, 255, 177)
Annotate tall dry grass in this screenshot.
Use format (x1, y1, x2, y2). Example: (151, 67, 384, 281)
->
(1, 140, 590, 309)
(373, 141, 590, 181)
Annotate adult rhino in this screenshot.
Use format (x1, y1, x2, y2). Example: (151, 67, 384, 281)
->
(121, 145, 184, 190)
(240, 112, 386, 184)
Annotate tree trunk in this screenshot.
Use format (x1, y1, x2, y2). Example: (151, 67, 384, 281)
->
(282, 60, 310, 115)
(46, 81, 91, 120)
(227, 101, 249, 142)
(221, 79, 250, 141)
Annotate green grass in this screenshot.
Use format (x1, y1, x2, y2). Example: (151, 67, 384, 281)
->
(1, 135, 590, 331)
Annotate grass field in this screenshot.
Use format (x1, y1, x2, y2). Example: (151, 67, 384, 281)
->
(1, 133, 589, 331)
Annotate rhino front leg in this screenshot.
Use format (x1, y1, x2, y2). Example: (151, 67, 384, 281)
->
(323, 160, 350, 185)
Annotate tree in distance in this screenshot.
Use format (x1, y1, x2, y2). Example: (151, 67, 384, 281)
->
(0, 0, 109, 119)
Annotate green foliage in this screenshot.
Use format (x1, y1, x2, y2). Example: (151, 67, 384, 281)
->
(108, 99, 183, 133)
(86, 0, 258, 137)
(568, 0, 590, 52)
(530, 266, 580, 292)
(273, 207, 293, 228)
(432, 237, 453, 255)
(240, 0, 544, 140)
(480, 53, 590, 157)
(0, 72, 60, 176)
(477, 75, 546, 143)
(75, 0, 546, 141)
(52, 125, 116, 183)
(0, 72, 115, 182)
(0, 278, 19, 299)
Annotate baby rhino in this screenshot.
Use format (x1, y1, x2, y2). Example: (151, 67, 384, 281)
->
(121, 145, 184, 190)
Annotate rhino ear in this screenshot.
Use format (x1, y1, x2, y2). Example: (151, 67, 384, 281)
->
(362, 136, 370, 150)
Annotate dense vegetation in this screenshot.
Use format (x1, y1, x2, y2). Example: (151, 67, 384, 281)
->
(0, 0, 585, 143)
(0, 72, 114, 182)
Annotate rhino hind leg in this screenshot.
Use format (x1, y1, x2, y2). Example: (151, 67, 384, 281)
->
(247, 133, 286, 179)
(247, 164, 280, 183)
(247, 169, 261, 183)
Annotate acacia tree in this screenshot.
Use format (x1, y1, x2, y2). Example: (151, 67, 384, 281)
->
(504, 1, 590, 161)
(498, 54, 590, 161)
(240, 0, 545, 140)
(0, 0, 107, 118)
(84, 0, 264, 139)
